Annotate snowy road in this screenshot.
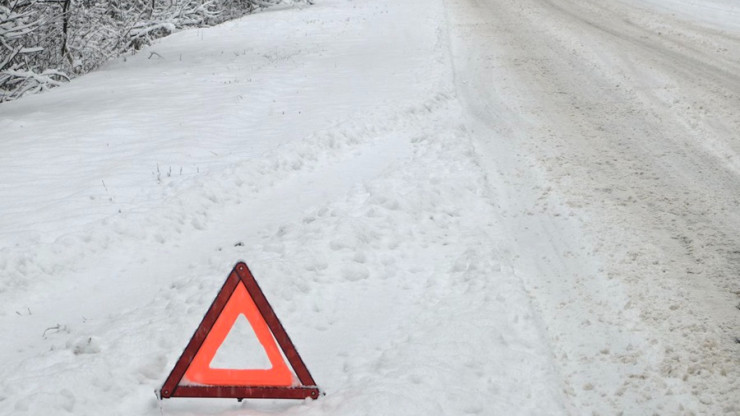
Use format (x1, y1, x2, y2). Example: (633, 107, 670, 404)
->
(1, 0, 739, 415)
(447, 0, 740, 412)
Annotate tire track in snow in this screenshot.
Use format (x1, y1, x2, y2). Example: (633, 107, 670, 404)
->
(445, 0, 740, 413)
(0, 94, 446, 305)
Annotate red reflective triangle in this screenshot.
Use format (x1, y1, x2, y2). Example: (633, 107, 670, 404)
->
(184, 282, 292, 386)
(159, 262, 320, 400)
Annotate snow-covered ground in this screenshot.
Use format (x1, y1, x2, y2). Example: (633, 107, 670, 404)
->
(1, 0, 739, 415)
(446, 0, 740, 414)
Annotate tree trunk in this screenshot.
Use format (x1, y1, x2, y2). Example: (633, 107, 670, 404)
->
(61, 0, 71, 62)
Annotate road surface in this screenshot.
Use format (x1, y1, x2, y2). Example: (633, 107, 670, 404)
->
(445, 0, 740, 413)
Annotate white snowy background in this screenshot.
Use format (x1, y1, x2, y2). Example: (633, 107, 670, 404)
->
(1, 0, 739, 415)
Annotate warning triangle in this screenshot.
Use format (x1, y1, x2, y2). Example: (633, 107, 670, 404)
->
(184, 283, 292, 386)
(159, 262, 320, 400)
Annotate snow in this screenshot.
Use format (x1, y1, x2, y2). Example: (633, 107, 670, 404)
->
(445, 0, 740, 413)
(624, 0, 740, 30)
(1, 0, 739, 415)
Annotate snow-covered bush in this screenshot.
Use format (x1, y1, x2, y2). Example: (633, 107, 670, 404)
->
(0, 1, 69, 101)
(1, 0, 294, 103)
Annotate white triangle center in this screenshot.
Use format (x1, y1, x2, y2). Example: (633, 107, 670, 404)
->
(209, 314, 273, 369)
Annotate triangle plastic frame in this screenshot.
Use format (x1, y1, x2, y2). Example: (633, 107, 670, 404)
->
(159, 262, 320, 400)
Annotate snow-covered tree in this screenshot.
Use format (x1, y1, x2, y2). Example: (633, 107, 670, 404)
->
(0, 0, 69, 102)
